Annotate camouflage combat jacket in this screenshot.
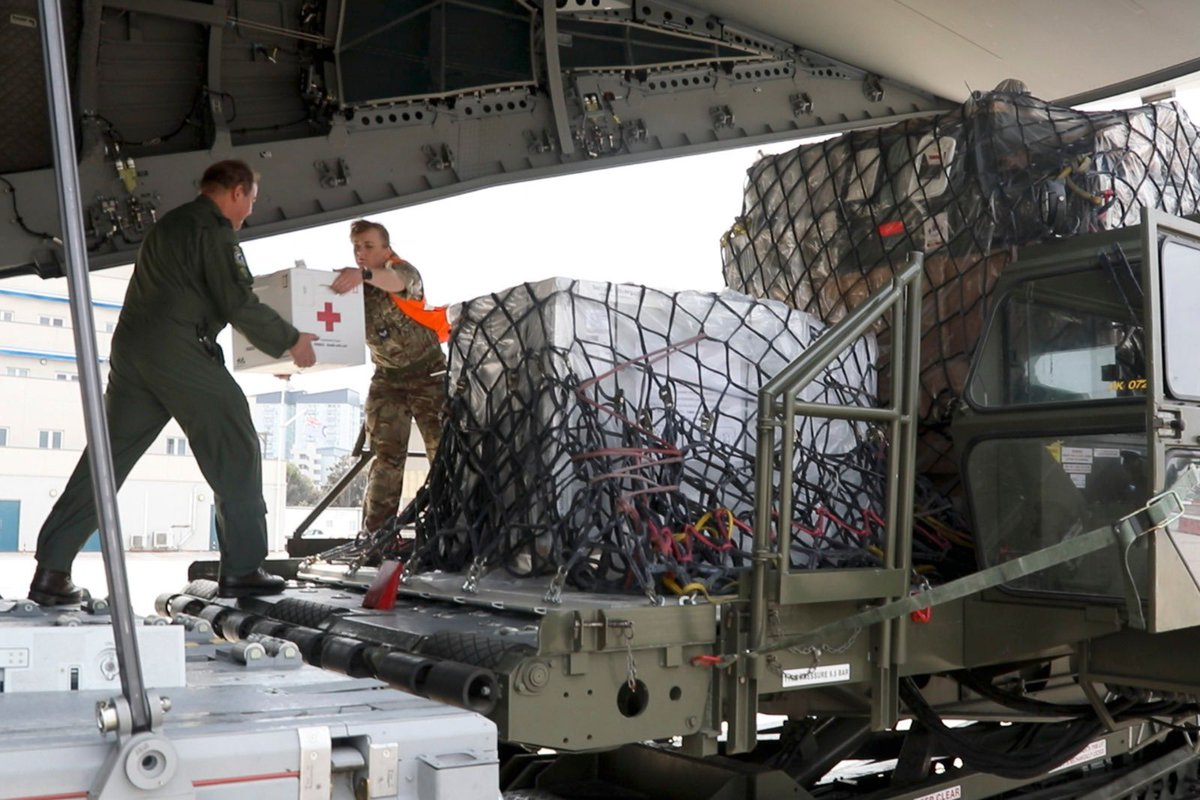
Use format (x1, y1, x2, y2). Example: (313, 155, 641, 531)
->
(364, 258, 445, 377)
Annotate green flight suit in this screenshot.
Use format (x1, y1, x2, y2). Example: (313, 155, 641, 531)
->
(36, 195, 300, 577)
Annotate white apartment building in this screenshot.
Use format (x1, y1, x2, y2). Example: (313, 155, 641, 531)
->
(251, 387, 434, 510)
(251, 388, 363, 485)
(0, 271, 286, 553)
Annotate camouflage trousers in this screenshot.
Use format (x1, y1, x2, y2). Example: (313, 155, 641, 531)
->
(363, 363, 446, 531)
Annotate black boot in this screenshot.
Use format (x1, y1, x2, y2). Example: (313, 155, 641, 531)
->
(217, 567, 287, 598)
(28, 567, 83, 606)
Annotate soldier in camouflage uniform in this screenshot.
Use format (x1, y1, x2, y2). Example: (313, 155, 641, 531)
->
(331, 220, 447, 532)
(29, 160, 319, 605)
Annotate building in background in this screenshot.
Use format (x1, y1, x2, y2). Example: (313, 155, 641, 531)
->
(251, 388, 363, 485)
(250, 387, 435, 519)
(0, 272, 287, 553)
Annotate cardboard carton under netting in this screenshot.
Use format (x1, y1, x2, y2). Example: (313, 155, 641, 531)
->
(723, 228, 1007, 477)
(815, 251, 1007, 415)
(403, 278, 882, 597)
(793, 250, 1007, 479)
(724, 88, 1200, 481)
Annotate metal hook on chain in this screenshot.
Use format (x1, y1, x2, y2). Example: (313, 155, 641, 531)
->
(544, 566, 568, 604)
(767, 608, 782, 638)
(462, 557, 485, 594)
(621, 626, 638, 691)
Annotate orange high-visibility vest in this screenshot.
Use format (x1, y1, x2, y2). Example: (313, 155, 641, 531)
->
(386, 257, 449, 343)
(390, 296, 449, 343)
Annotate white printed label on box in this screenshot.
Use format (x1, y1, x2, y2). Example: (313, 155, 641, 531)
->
(1061, 446, 1094, 463)
(578, 307, 611, 343)
(1094, 448, 1121, 459)
(781, 663, 851, 688)
(1063, 462, 1092, 474)
(1070, 473, 1088, 489)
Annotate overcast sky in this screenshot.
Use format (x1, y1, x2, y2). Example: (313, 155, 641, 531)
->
(228, 82, 1200, 398)
(231, 139, 804, 398)
(68, 85, 1200, 401)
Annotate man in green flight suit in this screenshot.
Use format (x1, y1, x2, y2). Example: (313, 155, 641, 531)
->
(28, 160, 319, 606)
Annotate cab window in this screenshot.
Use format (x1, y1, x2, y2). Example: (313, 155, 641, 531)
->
(1161, 239, 1200, 400)
(967, 273, 1143, 408)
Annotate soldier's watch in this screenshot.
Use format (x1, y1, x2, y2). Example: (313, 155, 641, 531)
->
(361, 267, 373, 280)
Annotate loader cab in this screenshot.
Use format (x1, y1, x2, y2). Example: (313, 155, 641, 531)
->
(953, 210, 1200, 630)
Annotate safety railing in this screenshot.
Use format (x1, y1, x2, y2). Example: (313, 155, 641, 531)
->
(749, 253, 925, 655)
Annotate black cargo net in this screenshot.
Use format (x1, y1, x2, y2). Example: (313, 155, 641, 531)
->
(722, 90, 1200, 484)
(321, 92, 1190, 595)
(378, 279, 885, 600)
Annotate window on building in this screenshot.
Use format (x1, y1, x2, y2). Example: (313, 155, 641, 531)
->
(103, 321, 116, 333)
(39, 316, 65, 327)
(55, 372, 79, 382)
(0, 310, 13, 322)
(4, 367, 29, 377)
(167, 437, 188, 456)
(0, 428, 7, 446)
(39, 430, 63, 449)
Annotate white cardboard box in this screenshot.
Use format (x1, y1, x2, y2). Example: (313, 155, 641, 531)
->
(232, 266, 365, 374)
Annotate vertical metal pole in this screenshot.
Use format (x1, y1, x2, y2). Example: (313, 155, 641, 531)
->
(892, 257, 925, 719)
(776, 392, 796, 574)
(38, 0, 153, 733)
(876, 254, 924, 730)
(750, 396, 777, 652)
(883, 292, 905, 564)
(897, 256, 924, 573)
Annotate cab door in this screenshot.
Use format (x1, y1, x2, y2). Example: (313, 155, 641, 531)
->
(1141, 208, 1200, 631)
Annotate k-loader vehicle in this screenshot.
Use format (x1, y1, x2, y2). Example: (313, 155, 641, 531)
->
(153, 210, 1200, 800)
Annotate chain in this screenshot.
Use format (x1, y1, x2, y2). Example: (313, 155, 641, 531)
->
(765, 608, 861, 678)
(461, 557, 486, 594)
(398, 557, 416, 585)
(346, 545, 373, 576)
(544, 566, 568, 604)
(621, 626, 639, 691)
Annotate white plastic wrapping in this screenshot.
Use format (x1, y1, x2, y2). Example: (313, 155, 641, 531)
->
(427, 278, 881, 586)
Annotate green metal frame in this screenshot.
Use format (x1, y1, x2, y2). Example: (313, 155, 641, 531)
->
(1141, 208, 1200, 494)
(1139, 208, 1200, 633)
(739, 252, 925, 741)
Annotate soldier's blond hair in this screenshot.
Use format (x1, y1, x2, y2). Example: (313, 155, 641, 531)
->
(350, 219, 391, 248)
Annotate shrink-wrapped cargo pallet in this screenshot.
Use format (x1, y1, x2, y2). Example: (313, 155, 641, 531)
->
(403, 278, 880, 598)
(723, 88, 1200, 478)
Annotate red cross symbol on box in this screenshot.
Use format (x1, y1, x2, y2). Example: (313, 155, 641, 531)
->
(316, 302, 341, 332)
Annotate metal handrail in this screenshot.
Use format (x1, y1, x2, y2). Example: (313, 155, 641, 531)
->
(749, 253, 925, 654)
